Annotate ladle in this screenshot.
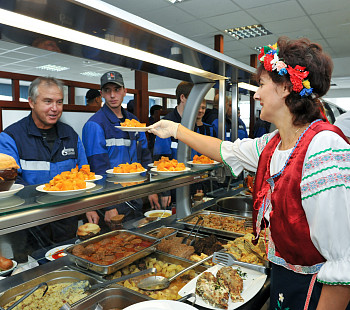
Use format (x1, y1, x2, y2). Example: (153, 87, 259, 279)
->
(137, 254, 213, 291)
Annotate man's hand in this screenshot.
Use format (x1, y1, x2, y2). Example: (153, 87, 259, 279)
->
(161, 195, 171, 208)
(104, 209, 118, 223)
(148, 194, 160, 210)
(148, 120, 180, 139)
(86, 211, 99, 224)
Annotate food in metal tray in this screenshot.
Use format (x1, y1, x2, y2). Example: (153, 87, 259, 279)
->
(187, 214, 253, 235)
(2, 283, 88, 310)
(222, 233, 267, 266)
(108, 256, 197, 301)
(71, 232, 153, 265)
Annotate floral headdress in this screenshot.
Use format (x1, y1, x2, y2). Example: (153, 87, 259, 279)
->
(258, 43, 313, 97)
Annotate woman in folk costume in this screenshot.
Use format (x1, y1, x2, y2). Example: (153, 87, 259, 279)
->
(149, 37, 350, 309)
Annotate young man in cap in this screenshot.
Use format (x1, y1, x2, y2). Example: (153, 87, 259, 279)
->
(82, 71, 160, 225)
(85, 89, 102, 108)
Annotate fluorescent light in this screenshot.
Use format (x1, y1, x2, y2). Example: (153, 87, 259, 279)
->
(0, 8, 225, 81)
(167, 0, 184, 3)
(238, 82, 258, 92)
(36, 64, 69, 72)
(224, 24, 271, 40)
(80, 71, 101, 77)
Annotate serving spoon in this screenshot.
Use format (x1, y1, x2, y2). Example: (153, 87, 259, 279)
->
(137, 254, 213, 291)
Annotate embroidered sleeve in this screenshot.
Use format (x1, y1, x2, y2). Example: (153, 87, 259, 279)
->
(301, 131, 350, 284)
(219, 131, 277, 176)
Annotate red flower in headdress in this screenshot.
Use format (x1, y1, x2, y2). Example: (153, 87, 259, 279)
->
(258, 48, 265, 61)
(287, 65, 309, 92)
(263, 54, 274, 71)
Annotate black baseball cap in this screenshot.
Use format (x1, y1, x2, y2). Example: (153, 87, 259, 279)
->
(100, 71, 124, 89)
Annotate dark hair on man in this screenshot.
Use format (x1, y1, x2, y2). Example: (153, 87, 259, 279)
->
(175, 81, 193, 105)
(150, 105, 162, 116)
(256, 37, 333, 126)
(29, 77, 64, 102)
(86, 89, 101, 104)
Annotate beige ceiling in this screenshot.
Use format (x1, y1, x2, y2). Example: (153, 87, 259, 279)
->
(0, 0, 349, 106)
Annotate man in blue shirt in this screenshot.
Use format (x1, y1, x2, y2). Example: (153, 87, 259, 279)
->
(0, 76, 88, 248)
(82, 71, 160, 223)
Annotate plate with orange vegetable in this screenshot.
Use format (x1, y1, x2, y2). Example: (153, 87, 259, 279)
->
(187, 155, 220, 169)
(36, 166, 97, 195)
(106, 162, 146, 178)
(150, 158, 190, 176)
(116, 119, 150, 132)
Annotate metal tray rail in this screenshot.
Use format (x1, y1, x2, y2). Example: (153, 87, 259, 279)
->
(0, 267, 101, 308)
(144, 227, 268, 273)
(177, 210, 253, 239)
(64, 230, 158, 275)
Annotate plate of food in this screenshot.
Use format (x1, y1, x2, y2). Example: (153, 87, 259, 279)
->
(85, 174, 103, 182)
(124, 300, 197, 310)
(188, 155, 220, 169)
(150, 167, 191, 176)
(144, 210, 172, 220)
(115, 119, 150, 132)
(36, 182, 96, 196)
(45, 244, 73, 261)
(0, 184, 24, 199)
(106, 163, 146, 178)
(179, 264, 267, 310)
(0, 256, 17, 276)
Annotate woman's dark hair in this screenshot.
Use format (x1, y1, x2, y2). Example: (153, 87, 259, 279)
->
(256, 37, 333, 125)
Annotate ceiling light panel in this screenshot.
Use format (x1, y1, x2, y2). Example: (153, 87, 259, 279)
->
(80, 71, 101, 77)
(224, 24, 272, 40)
(36, 64, 69, 71)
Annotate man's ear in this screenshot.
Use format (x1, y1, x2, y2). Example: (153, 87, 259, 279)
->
(28, 97, 35, 109)
(180, 93, 186, 103)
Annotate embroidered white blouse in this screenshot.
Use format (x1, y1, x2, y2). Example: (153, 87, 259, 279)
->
(220, 130, 350, 285)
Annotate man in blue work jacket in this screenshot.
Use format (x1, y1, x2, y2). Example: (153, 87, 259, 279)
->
(0, 76, 88, 248)
(82, 71, 160, 224)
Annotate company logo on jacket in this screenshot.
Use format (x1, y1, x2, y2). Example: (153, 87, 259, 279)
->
(62, 147, 75, 156)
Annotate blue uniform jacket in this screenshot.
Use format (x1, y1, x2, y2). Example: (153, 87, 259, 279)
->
(153, 107, 216, 160)
(212, 117, 248, 141)
(82, 105, 152, 175)
(0, 114, 88, 185)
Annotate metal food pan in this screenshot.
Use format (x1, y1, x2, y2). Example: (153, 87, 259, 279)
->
(177, 210, 253, 239)
(71, 287, 150, 310)
(0, 267, 101, 308)
(65, 230, 157, 275)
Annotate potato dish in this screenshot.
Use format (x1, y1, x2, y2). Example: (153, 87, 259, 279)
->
(3, 283, 88, 310)
(109, 256, 196, 300)
(113, 162, 145, 173)
(156, 158, 185, 172)
(192, 155, 214, 164)
(120, 119, 146, 127)
(43, 165, 95, 191)
(223, 233, 267, 266)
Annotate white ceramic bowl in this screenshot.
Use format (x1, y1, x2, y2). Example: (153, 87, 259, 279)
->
(0, 260, 17, 276)
(144, 210, 172, 220)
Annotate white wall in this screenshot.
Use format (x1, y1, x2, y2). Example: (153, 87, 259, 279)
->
(2, 110, 94, 139)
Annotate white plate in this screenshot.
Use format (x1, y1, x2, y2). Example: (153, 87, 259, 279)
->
(124, 300, 197, 310)
(0, 196, 25, 210)
(0, 184, 24, 199)
(36, 182, 96, 196)
(115, 126, 150, 132)
(187, 160, 220, 169)
(85, 174, 103, 182)
(45, 244, 73, 261)
(148, 163, 156, 168)
(150, 167, 191, 176)
(0, 260, 17, 276)
(106, 169, 146, 178)
(179, 265, 267, 310)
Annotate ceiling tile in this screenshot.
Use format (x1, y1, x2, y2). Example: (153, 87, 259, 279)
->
(310, 10, 350, 29)
(264, 16, 315, 34)
(171, 20, 216, 37)
(103, 0, 171, 15)
(298, 0, 350, 15)
(138, 6, 196, 27)
(247, 0, 306, 23)
(176, 0, 240, 18)
(205, 10, 258, 30)
(232, 0, 288, 10)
